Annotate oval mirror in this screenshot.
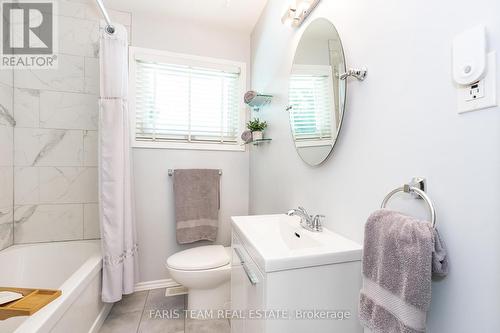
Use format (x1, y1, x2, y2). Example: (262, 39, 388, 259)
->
(288, 18, 346, 166)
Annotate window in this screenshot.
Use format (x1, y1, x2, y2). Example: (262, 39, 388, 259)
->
(129, 47, 246, 151)
(289, 65, 335, 148)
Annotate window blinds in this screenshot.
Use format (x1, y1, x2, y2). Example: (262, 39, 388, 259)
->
(289, 71, 334, 142)
(134, 58, 242, 144)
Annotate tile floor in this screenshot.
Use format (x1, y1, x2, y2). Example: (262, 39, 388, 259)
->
(99, 288, 230, 333)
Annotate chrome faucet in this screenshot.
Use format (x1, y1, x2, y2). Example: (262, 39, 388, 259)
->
(286, 207, 324, 232)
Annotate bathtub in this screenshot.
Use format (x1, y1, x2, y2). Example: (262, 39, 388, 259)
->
(0, 240, 112, 333)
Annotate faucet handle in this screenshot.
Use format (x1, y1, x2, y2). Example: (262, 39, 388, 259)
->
(297, 206, 309, 216)
(312, 215, 325, 231)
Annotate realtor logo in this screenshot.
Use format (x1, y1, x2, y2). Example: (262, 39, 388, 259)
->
(1, 0, 57, 68)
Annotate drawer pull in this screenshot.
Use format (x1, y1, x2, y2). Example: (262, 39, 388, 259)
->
(234, 247, 259, 285)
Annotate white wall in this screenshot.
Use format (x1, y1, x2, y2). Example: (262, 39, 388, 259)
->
(250, 0, 500, 331)
(129, 12, 251, 283)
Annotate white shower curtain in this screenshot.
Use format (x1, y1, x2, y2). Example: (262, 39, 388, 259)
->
(98, 23, 138, 303)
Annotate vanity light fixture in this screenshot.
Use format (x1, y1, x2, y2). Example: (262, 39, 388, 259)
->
(281, 0, 321, 27)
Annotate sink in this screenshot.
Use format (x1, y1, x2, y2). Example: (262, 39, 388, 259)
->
(278, 217, 321, 250)
(231, 214, 362, 272)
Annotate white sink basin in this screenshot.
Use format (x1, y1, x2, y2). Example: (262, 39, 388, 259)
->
(231, 214, 362, 272)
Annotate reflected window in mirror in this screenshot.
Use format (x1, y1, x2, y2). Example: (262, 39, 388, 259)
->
(289, 64, 334, 148)
(287, 18, 346, 166)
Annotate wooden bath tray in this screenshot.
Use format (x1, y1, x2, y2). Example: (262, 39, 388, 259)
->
(0, 287, 61, 320)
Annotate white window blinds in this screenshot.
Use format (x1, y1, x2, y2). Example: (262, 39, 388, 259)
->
(289, 66, 334, 143)
(133, 53, 243, 147)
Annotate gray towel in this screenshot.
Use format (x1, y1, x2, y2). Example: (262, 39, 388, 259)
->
(173, 169, 220, 244)
(359, 209, 448, 333)
(432, 228, 449, 278)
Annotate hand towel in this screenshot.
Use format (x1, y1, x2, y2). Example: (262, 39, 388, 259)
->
(432, 228, 449, 278)
(359, 209, 448, 333)
(173, 169, 220, 244)
(241, 130, 253, 143)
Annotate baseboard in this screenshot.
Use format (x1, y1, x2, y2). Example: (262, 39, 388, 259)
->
(134, 278, 179, 292)
(88, 303, 112, 333)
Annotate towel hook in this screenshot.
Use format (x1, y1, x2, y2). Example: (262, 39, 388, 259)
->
(381, 177, 437, 228)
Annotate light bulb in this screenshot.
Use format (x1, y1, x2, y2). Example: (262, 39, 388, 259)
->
(283, 16, 293, 26)
(281, 7, 296, 26)
(281, 0, 321, 28)
(296, 0, 312, 13)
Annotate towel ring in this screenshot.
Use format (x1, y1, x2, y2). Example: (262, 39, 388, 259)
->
(381, 180, 437, 228)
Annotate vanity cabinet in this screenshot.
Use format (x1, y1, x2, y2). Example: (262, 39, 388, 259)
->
(230, 214, 364, 333)
(231, 233, 265, 333)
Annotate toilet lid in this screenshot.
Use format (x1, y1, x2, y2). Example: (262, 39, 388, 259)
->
(167, 245, 230, 271)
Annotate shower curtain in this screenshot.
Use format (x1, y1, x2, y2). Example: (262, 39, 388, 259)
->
(98, 23, 138, 303)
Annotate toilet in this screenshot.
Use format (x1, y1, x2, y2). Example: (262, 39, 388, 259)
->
(166, 245, 231, 311)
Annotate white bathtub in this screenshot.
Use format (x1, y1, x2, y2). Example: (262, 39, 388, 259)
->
(0, 240, 112, 333)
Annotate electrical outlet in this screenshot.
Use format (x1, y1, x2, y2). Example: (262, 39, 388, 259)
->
(465, 80, 484, 101)
(457, 51, 497, 113)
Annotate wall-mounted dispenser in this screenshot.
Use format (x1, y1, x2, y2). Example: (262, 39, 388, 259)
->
(244, 91, 273, 111)
(452, 25, 497, 113)
(452, 25, 486, 85)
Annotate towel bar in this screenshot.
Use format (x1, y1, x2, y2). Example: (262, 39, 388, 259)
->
(381, 177, 437, 228)
(167, 169, 222, 176)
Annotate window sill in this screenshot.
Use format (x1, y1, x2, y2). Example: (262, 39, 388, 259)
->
(132, 140, 246, 152)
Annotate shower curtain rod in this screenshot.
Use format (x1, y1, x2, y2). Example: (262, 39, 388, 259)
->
(95, 0, 115, 34)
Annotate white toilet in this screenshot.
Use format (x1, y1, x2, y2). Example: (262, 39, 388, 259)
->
(166, 245, 231, 311)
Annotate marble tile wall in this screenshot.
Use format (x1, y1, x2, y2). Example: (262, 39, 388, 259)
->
(0, 68, 13, 250)
(10, 0, 132, 245)
(0, 0, 14, 249)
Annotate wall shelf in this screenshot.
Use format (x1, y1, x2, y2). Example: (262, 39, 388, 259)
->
(251, 138, 272, 146)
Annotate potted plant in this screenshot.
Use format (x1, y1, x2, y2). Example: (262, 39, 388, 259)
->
(246, 118, 268, 141)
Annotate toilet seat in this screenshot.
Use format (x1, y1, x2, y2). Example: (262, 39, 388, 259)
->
(167, 245, 230, 271)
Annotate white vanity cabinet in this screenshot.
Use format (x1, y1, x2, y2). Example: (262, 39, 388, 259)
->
(231, 233, 265, 333)
(230, 214, 364, 333)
